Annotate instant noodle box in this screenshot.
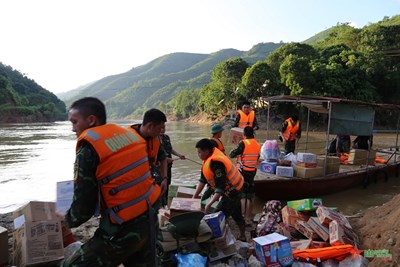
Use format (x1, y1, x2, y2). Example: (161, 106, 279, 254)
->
(253, 233, 294, 266)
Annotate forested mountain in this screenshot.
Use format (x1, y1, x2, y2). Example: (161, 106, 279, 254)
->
(189, 15, 400, 124)
(60, 43, 284, 118)
(0, 63, 66, 123)
(61, 15, 399, 122)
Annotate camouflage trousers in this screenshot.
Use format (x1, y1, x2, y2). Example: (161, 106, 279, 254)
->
(216, 192, 245, 227)
(240, 170, 257, 199)
(63, 214, 158, 267)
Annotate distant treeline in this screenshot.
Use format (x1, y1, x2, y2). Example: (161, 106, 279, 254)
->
(0, 63, 66, 123)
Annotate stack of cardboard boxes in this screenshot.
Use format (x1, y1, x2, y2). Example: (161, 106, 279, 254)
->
(317, 156, 341, 175)
(294, 152, 323, 178)
(204, 211, 239, 262)
(280, 198, 359, 252)
(12, 201, 64, 266)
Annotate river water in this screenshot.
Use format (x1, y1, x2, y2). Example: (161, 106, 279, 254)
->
(1, 121, 400, 215)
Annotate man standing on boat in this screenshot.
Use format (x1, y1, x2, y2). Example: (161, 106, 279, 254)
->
(281, 114, 301, 154)
(210, 123, 226, 153)
(61, 97, 162, 266)
(193, 138, 247, 241)
(229, 126, 261, 226)
(233, 101, 259, 130)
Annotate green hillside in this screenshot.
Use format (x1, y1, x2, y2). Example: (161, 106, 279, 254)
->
(60, 43, 284, 118)
(0, 63, 66, 123)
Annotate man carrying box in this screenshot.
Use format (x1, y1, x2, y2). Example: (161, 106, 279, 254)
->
(193, 138, 247, 241)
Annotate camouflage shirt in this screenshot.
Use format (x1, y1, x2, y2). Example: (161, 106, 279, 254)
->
(199, 161, 227, 194)
(65, 141, 99, 229)
(160, 134, 172, 158)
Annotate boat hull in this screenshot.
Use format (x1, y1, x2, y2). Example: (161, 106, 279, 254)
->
(254, 163, 400, 200)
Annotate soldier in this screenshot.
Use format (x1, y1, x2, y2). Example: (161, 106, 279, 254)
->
(229, 126, 261, 226)
(209, 123, 225, 153)
(160, 126, 186, 206)
(60, 97, 162, 266)
(193, 138, 246, 241)
(129, 109, 169, 195)
(233, 101, 259, 130)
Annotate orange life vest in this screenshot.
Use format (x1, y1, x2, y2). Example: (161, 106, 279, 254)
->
(236, 138, 261, 172)
(282, 118, 300, 141)
(129, 124, 161, 166)
(375, 156, 387, 164)
(77, 124, 161, 224)
(210, 137, 225, 153)
(237, 109, 255, 128)
(202, 148, 244, 193)
(292, 244, 357, 262)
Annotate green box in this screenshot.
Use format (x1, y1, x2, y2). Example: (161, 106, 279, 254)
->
(287, 198, 323, 211)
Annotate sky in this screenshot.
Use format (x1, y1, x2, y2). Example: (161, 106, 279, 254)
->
(1, 0, 399, 94)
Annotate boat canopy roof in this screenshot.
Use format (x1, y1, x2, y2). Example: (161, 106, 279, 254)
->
(262, 95, 400, 113)
(262, 95, 400, 136)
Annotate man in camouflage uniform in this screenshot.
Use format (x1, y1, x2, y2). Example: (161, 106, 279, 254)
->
(61, 97, 160, 267)
(192, 138, 246, 241)
(160, 127, 185, 206)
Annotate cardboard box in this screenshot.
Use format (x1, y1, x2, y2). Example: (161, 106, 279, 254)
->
(56, 180, 74, 215)
(203, 211, 226, 238)
(0, 226, 8, 267)
(294, 221, 319, 240)
(316, 206, 351, 229)
(208, 243, 237, 262)
(329, 220, 358, 246)
(276, 166, 294, 178)
(287, 198, 322, 211)
(297, 153, 317, 163)
(307, 217, 329, 241)
(260, 161, 277, 174)
(290, 239, 311, 250)
(12, 220, 64, 266)
(281, 206, 310, 227)
(176, 186, 196, 198)
(253, 233, 294, 266)
(317, 156, 340, 174)
(230, 127, 244, 145)
(209, 226, 235, 249)
(169, 197, 202, 217)
(347, 149, 376, 165)
(13, 201, 57, 227)
(294, 166, 324, 178)
(296, 162, 318, 168)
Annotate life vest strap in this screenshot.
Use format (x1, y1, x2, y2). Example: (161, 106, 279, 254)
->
(104, 184, 156, 224)
(99, 156, 148, 185)
(109, 171, 152, 195)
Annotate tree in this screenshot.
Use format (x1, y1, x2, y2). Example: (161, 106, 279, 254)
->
(239, 61, 280, 99)
(201, 57, 249, 114)
(279, 54, 315, 96)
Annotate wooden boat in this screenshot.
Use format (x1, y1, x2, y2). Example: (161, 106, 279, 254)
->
(254, 95, 400, 201)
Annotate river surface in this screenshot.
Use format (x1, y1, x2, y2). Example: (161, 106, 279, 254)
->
(1, 121, 400, 215)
